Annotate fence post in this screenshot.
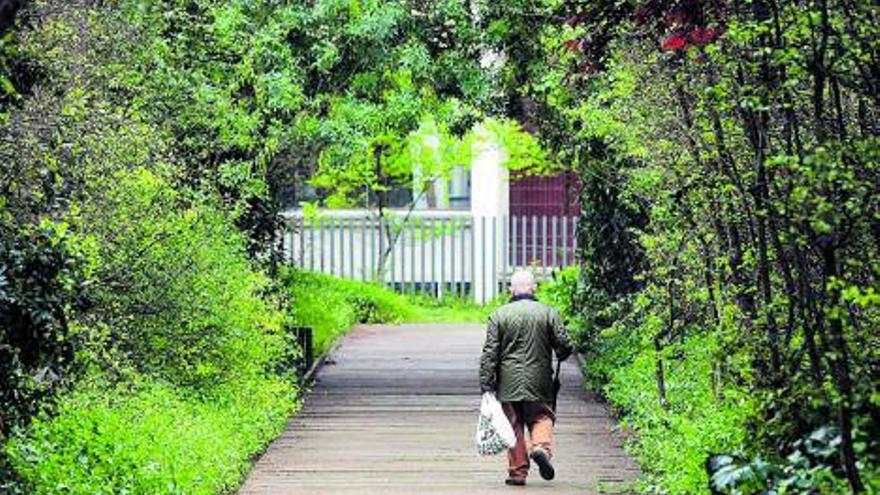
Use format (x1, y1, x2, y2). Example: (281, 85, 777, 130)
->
(511, 215, 518, 270)
(552, 216, 558, 269)
(348, 217, 354, 279)
(502, 214, 508, 286)
(389, 219, 397, 291)
(541, 215, 548, 276)
(430, 217, 436, 297)
(562, 216, 568, 266)
(409, 220, 416, 294)
(309, 219, 316, 271)
(480, 216, 486, 303)
(470, 216, 476, 301)
(491, 216, 497, 300)
(419, 219, 427, 295)
(450, 219, 457, 296)
(440, 218, 446, 298)
(361, 216, 367, 280)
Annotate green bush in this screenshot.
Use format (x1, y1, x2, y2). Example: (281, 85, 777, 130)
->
(602, 330, 751, 494)
(536, 267, 583, 333)
(3, 168, 297, 494)
(74, 167, 289, 390)
(539, 268, 752, 494)
(281, 269, 414, 354)
(5, 376, 294, 495)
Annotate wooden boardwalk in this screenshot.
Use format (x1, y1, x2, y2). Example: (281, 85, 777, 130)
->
(238, 324, 639, 495)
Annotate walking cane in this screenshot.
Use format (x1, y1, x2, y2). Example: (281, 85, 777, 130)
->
(550, 358, 562, 412)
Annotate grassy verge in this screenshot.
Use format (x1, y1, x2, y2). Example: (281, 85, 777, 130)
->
(280, 269, 498, 356)
(6, 377, 294, 495)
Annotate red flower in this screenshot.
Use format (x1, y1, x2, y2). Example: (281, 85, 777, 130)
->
(661, 34, 689, 51)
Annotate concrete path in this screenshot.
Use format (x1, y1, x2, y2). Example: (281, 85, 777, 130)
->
(238, 324, 639, 495)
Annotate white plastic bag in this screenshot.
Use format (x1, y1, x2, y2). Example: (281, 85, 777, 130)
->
(475, 392, 516, 455)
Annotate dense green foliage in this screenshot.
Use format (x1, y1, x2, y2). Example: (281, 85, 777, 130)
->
(520, 2, 880, 493)
(1, 164, 296, 493)
(0, 1, 300, 492)
(2, 0, 877, 494)
(541, 269, 753, 494)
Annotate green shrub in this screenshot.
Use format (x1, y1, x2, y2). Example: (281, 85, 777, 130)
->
(536, 267, 583, 332)
(281, 269, 413, 354)
(602, 330, 751, 494)
(3, 168, 297, 494)
(79, 168, 287, 389)
(5, 376, 295, 495)
(539, 268, 752, 494)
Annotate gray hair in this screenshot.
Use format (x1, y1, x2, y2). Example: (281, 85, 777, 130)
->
(510, 270, 537, 296)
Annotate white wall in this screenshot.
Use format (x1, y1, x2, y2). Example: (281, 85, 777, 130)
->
(469, 124, 508, 303)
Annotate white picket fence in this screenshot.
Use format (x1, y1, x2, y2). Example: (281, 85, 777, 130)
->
(281, 210, 578, 303)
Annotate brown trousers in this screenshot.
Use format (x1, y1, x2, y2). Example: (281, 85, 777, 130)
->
(502, 401, 556, 480)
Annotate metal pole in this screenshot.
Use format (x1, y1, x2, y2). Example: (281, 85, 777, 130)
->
(348, 217, 354, 279)
(409, 221, 416, 294)
(430, 217, 436, 297)
(511, 215, 518, 269)
(419, 219, 427, 294)
(319, 218, 326, 273)
(491, 216, 497, 300)
(552, 216, 558, 269)
(339, 218, 346, 277)
(521, 216, 528, 267)
(390, 219, 396, 291)
(440, 218, 446, 298)
(541, 215, 548, 275)
(450, 219, 456, 297)
(308, 217, 315, 271)
(361, 216, 366, 280)
(480, 216, 486, 303)
(294, 219, 299, 266)
(460, 218, 466, 297)
(502, 215, 508, 289)
(400, 221, 406, 292)
(330, 217, 337, 275)
(562, 216, 568, 266)
(470, 216, 476, 299)
(295, 217, 302, 268)
(378, 219, 385, 285)
(531, 215, 538, 271)
(572, 216, 578, 262)
(370, 217, 376, 281)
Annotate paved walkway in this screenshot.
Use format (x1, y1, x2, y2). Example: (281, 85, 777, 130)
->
(238, 324, 639, 495)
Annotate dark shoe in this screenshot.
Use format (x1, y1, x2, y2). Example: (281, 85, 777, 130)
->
(529, 448, 555, 480)
(505, 477, 526, 486)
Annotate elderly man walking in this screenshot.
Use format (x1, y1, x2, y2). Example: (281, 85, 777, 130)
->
(480, 270, 573, 486)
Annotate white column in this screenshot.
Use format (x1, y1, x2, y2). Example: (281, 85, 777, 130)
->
(470, 125, 508, 304)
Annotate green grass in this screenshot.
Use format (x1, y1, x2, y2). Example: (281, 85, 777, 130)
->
(5, 376, 295, 495)
(281, 269, 501, 355)
(402, 293, 502, 323)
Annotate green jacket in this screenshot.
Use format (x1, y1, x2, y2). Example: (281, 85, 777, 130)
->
(479, 295, 573, 402)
